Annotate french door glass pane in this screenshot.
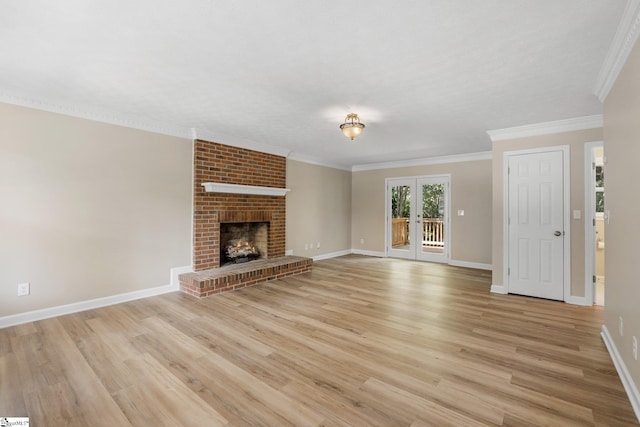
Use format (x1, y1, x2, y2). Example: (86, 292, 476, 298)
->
(391, 185, 411, 249)
(420, 184, 445, 255)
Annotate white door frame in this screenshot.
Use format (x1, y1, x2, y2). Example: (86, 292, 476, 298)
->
(385, 175, 451, 263)
(584, 140, 604, 305)
(502, 145, 571, 301)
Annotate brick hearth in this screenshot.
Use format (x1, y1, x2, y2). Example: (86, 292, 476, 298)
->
(179, 256, 313, 298)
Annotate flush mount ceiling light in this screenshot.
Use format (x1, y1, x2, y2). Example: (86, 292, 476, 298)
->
(339, 113, 365, 140)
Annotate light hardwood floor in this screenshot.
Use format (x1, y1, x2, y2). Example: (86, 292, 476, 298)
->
(1, 255, 637, 426)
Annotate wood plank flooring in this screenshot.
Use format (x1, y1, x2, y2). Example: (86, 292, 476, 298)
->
(1, 255, 638, 426)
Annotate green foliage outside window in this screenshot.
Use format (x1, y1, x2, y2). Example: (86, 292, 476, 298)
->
(595, 166, 604, 213)
(422, 184, 445, 218)
(391, 184, 445, 219)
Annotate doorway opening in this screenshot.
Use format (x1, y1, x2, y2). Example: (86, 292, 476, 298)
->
(386, 175, 450, 263)
(585, 142, 605, 306)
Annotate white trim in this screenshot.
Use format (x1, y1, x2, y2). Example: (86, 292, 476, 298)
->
(449, 259, 492, 271)
(201, 182, 290, 196)
(601, 325, 640, 422)
(194, 129, 291, 158)
(352, 151, 492, 172)
(584, 141, 604, 306)
(171, 265, 193, 288)
(312, 250, 352, 261)
(594, 0, 640, 102)
(0, 282, 178, 329)
(490, 284, 507, 294)
(351, 249, 386, 258)
(503, 145, 571, 302)
(0, 95, 295, 161)
(0, 93, 193, 139)
(287, 152, 351, 171)
(487, 115, 603, 142)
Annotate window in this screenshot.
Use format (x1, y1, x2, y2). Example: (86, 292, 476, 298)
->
(595, 165, 604, 217)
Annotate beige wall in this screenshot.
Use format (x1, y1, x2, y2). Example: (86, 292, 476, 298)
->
(603, 39, 640, 385)
(351, 159, 492, 266)
(491, 128, 603, 297)
(0, 103, 192, 317)
(286, 160, 351, 257)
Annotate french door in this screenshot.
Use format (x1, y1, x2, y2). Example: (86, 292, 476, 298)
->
(387, 176, 450, 263)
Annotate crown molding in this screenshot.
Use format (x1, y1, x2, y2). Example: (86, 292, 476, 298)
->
(487, 115, 603, 142)
(594, 0, 640, 102)
(193, 128, 291, 158)
(287, 152, 352, 171)
(0, 93, 192, 139)
(351, 151, 493, 172)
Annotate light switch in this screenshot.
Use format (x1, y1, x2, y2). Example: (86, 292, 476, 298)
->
(457, 210, 465, 216)
(573, 210, 581, 220)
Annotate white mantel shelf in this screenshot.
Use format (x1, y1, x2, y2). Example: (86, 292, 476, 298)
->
(201, 182, 290, 196)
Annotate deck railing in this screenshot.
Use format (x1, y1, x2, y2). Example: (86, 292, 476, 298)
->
(391, 218, 444, 247)
(422, 218, 444, 247)
(391, 218, 410, 246)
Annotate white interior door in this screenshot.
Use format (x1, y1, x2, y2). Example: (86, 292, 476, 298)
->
(507, 150, 565, 300)
(387, 176, 450, 263)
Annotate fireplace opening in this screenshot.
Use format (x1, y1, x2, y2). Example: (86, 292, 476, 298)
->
(220, 222, 268, 266)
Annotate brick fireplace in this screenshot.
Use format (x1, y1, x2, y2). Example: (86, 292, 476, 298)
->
(179, 139, 312, 298)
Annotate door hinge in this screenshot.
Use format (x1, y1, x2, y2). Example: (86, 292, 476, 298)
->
(593, 218, 596, 226)
(592, 162, 596, 170)
(508, 267, 511, 276)
(593, 275, 596, 283)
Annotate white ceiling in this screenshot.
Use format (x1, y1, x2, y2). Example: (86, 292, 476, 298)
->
(0, 1, 627, 169)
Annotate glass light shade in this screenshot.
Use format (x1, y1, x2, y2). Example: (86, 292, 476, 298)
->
(340, 113, 365, 140)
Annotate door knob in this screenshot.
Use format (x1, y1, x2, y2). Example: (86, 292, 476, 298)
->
(554, 230, 562, 236)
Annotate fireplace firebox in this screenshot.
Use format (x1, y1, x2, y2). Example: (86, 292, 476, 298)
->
(219, 222, 268, 266)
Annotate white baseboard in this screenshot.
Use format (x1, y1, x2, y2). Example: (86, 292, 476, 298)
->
(0, 283, 178, 329)
(449, 259, 492, 270)
(351, 249, 386, 258)
(312, 250, 352, 261)
(601, 325, 640, 422)
(490, 284, 507, 294)
(0, 265, 191, 329)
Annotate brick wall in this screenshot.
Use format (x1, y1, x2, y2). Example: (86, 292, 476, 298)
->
(193, 140, 287, 271)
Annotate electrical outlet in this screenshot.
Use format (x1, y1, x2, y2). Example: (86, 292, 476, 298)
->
(619, 316, 624, 336)
(360, 238, 364, 245)
(316, 242, 320, 249)
(18, 282, 30, 296)
(633, 336, 638, 361)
